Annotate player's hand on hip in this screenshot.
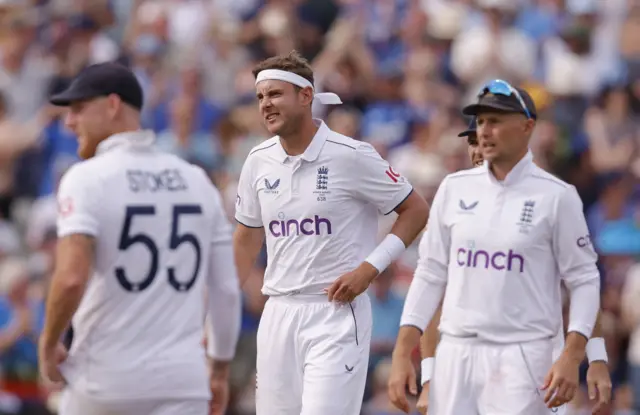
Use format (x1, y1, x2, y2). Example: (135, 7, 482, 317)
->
(387, 353, 417, 413)
(586, 361, 612, 413)
(326, 262, 378, 303)
(541, 351, 580, 408)
(416, 381, 429, 415)
(209, 371, 230, 415)
(38, 342, 68, 387)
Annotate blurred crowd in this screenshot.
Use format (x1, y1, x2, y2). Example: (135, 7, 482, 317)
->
(0, 0, 639, 414)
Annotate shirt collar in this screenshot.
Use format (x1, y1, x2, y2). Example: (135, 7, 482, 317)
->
(272, 119, 329, 163)
(96, 130, 156, 156)
(484, 150, 534, 186)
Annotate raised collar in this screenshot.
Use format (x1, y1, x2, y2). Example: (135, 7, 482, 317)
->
(484, 150, 534, 186)
(272, 119, 329, 163)
(95, 130, 155, 156)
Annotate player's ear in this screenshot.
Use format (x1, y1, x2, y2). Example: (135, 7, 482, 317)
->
(106, 94, 121, 119)
(298, 86, 314, 107)
(523, 118, 535, 135)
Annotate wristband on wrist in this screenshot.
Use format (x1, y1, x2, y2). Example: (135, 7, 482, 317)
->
(420, 357, 434, 385)
(365, 233, 406, 274)
(586, 337, 608, 363)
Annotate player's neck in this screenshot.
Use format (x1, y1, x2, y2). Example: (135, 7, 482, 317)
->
(279, 118, 319, 156)
(107, 121, 143, 138)
(488, 148, 528, 181)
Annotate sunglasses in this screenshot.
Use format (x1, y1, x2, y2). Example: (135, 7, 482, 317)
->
(479, 79, 532, 119)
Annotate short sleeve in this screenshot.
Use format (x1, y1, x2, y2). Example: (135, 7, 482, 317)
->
(352, 142, 413, 214)
(552, 186, 599, 284)
(234, 156, 263, 228)
(56, 165, 100, 238)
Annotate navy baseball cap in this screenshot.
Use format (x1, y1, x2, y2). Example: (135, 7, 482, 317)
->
(462, 84, 537, 119)
(49, 62, 144, 110)
(457, 117, 477, 137)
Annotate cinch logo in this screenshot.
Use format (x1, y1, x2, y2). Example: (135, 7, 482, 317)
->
(577, 235, 591, 248)
(269, 215, 332, 237)
(456, 248, 525, 273)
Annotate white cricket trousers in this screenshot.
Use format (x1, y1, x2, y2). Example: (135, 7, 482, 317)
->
(58, 388, 208, 415)
(256, 293, 372, 415)
(430, 334, 555, 415)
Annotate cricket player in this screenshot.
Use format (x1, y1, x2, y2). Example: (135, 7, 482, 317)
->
(388, 80, 601, 415)
(233, 50, 429, 415)
(392, 119, 612, 415)
(37, 62, 241, 415)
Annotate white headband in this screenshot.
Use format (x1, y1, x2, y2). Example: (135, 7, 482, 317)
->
(255, 69, 342, 105)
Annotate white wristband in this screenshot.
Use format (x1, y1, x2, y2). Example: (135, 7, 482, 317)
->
(420, 357, 434, 385)
(586, 337, 608, 363)
(365, 234, 406, 274)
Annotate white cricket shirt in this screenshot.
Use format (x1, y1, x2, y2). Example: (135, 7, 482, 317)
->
(56, 131, 236, 400)
(404, 151, 600, 343)
(235, 120, 413, 295)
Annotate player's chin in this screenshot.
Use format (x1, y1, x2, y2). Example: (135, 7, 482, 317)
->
(265, 119, 286, 135)
(482, 151, 498, 162)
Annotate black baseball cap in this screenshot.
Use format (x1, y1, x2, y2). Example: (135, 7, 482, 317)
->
(49, 62, 144, 110)
(462, 86, 537, 119)
(457, 117, 477, 137)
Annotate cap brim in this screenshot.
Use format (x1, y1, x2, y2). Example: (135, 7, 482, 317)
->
(457, 129, 475, 137)
(462, 102, 520, 116)
(49, 89, 98, 106)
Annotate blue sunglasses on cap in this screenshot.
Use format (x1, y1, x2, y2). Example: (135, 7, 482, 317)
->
(479, 79, 532, 119)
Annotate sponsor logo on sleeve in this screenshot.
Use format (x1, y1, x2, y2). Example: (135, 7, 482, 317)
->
(385, 166, 401, 183)
(58, 197, 74, 218)
(576, 234, 592, 248)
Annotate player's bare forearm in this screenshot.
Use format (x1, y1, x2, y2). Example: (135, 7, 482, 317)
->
(390, 191, 429, 246)
(232, 224, 265, 287)
(420, 304, 442, 359)
(393, 325, 422, 358)
(210, 359, 231, 380)
(41, 234, 94, 350)
(591, 310, 604, 338)
(563, 331, 588, 363)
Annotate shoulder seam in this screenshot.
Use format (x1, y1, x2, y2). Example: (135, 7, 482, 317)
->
(529, 172, 570, 189)
(249, 141, 277, 156)
(326, 139, 356, 150)
(447, 169, 485, 179)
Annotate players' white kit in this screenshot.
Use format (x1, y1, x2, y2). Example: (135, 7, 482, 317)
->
(55, 132, 241, 415)
(403, 152, 600, 415)
(236, 121, 412, 415)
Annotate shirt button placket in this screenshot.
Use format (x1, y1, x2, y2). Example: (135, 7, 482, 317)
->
(291, 160, 301, 197)
(491, 187, 506, 228)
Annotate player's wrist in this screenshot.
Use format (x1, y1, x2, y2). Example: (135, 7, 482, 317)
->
(359, 261, 380, 284)
(392, 344, 414, 359)
(364, 233, 406, 275)
(586, 337, 608, 364)
(38, 335, 58, 354)
(420, 357, 434, 385)
(561, 346, 586, 365)
(563, 331, 588, 361)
